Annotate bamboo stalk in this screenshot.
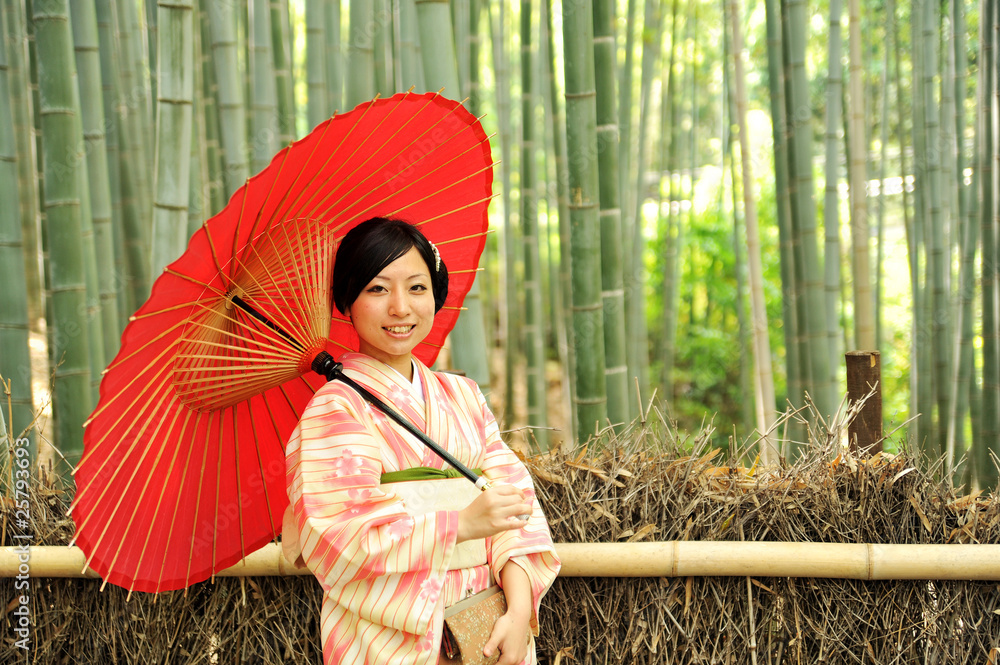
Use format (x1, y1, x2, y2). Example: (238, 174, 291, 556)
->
(0, 4, 34, 453)
(592, 0, 629, 431)
(520, 0, 548, 450)
(150, 0, 195, 278)
(33, 0, 95, 471)
(8, 542, 1000, 581)
(71, 0, 122, 358)
(305, 0, 328, 128)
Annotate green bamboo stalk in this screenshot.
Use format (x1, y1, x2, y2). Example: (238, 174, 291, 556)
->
(188, 6, 210, 236)
(415, 0, 491, 391)
(821, 0, 844, 379)
(618, 0, 637, 240)
(371, 0, 393, 96)
(591, 0, 629, 427)
(624, 0, 661, 410)
(884, 0, 917, 449)
(723, 41, 755, 435)
(196, 0, 224, 215)
(52, 9, 107, 405)
(617, 0, 637, 399)
(977, 0, 998, 488)
(146, 0, 157, 122)
(150, 0, 194, 278)
(847, 0, 874, 353)
(874, 11, 890, 354)
(486, 0, 517, 416)
(306, 0, 328, 128)
(345, 0, 375, 107)
(660, 0, 680, 394)
(452, 0, 470, 96)
(63, 5, 106, 404)
(324, 0, 342, 112)
(33, 0, 95, 471)
(4, 0, 42, 331)
(729, 0, 777, 460)
(71, 0, 122, 358)
(467, 0, 481, 113)
(945, 0, 972, 474)
(188, 92, 209, 236)
(562, 0, 608, 437)
(270, 0, 295, 143)
(940, 5, 958, 260)
(398, 0, 423, 91)
(249, 0, 279, 174)
(520, 0, 548, 450)
(207, 0, 249, 198)
(784, 0, 835, 419)
(118, 0, 154, 234)
(764, 0, 800, 448)
(541, 0, 575, 441)
(94, 0, 128, 325)
(920, 0, 949, 455)
(108, 0, 151, 310)
(0, 5, 34, 456)
(909, 0, 929, 451)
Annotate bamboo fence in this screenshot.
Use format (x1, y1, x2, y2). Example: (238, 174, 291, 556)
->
(3, 415, 1000, 662)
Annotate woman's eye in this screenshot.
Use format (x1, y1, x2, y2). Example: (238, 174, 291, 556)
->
(411, 284, 428, 292)
(366, 285, 386, 294)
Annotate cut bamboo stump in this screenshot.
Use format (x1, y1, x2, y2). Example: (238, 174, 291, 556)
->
(4, 542, 1000, 581)
(846, 350, 882, 455)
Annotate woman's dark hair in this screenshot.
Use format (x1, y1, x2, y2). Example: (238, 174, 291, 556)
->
(332, 217, 449, 314)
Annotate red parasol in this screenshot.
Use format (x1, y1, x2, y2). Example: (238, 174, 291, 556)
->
(70, 92, 494, 593)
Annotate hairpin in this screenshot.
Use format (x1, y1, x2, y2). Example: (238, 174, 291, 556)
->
(429, 241, 441, 272)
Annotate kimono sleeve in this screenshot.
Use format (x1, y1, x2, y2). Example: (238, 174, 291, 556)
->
(472, 384, 561, 635)
(284, 384, 459, 636)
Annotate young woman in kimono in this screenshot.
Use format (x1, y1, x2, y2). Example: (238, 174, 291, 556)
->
(283, 218, 561, 665)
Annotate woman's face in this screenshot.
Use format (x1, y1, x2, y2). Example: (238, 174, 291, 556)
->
(346, 246, 435, 379)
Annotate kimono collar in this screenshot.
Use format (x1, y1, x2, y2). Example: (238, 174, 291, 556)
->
(339, 352, 431, 421)
(340, 353, 464, 461)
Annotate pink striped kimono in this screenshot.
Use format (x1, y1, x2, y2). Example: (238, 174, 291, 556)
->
(283, 353, 561, 665)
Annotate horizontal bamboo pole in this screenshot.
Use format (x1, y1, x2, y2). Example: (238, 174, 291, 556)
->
(3, 542, 1000, 581)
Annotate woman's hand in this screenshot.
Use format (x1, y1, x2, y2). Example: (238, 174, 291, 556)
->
(482, 610, 531, 665)
(483, 563, 533, 664)
(456, 484, 532, 543)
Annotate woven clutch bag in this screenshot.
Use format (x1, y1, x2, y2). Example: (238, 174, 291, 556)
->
(441, 585, 507, 664)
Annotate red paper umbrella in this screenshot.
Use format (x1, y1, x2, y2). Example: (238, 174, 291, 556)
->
(70, 92, 494, 593)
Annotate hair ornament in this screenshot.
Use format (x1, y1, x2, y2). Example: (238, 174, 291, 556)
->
(430, 241, 441, 272)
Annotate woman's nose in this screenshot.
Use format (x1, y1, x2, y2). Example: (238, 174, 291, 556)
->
(387, 290, 409, 315)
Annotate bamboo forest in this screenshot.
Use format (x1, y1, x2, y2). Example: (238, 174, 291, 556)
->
(1, 0, 998, 491)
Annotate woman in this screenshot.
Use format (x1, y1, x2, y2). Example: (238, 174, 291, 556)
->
(283, 218, 561, 665)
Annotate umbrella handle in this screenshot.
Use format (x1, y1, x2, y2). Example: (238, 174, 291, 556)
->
(311, 351, 491, 491)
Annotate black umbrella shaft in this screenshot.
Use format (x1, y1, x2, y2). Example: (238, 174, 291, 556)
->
(231, 294, 304, 352)
(311, 351, 487, 488)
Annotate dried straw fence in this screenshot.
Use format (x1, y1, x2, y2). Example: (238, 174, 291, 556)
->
(3, 415, 1000, 664)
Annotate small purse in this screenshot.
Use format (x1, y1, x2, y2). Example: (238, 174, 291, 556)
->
(441, 585, 508, 664)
